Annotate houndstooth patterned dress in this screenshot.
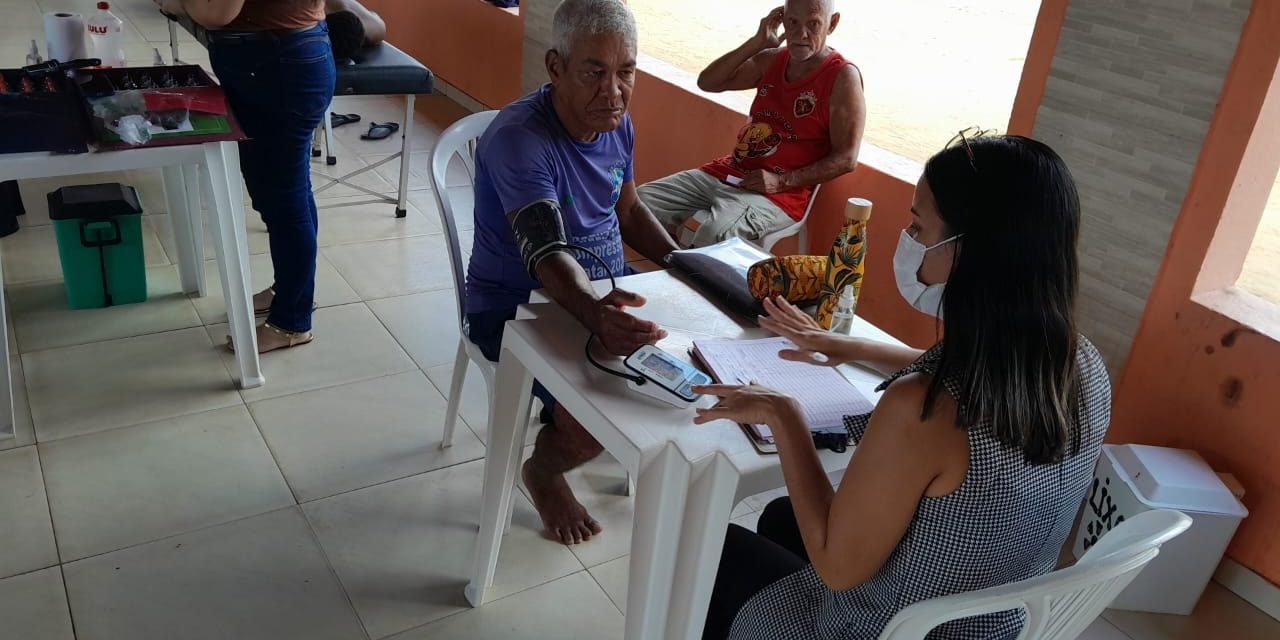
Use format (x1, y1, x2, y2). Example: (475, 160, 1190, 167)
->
(729, 338, 1111, 639)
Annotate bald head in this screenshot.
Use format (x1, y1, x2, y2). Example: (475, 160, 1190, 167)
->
(781, 0, 840, 63)
(785, 0, 835, 19)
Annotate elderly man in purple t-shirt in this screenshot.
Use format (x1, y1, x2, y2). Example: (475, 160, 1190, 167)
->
(464, 0, 679, 546)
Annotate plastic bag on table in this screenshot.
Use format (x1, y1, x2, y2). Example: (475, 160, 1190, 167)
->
(88, 90, 192, 145)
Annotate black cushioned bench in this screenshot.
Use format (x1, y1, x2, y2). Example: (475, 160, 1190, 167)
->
(167, 13, 433, 217)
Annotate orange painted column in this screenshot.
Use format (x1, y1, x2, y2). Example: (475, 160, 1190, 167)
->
(361, 0, 523, 108)
(1007, 0, 1069, 136)
(1111, 1, 1280, 585)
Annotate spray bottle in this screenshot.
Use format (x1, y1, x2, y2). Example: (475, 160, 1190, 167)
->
(829, 285, 856, 335)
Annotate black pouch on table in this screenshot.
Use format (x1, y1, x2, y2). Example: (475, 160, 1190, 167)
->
(665, 238, 771, 323)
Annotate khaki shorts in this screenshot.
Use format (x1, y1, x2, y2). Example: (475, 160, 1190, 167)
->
(637, 170, 794, 248)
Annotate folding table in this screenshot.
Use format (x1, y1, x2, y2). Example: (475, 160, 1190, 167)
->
(467, 270, 905, 639)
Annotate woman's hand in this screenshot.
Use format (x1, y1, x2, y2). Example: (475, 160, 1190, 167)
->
(758, 297, 867, 367)
(692, 383, 801, 427)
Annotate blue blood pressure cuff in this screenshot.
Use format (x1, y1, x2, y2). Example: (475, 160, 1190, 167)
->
(509, 199, 572, 278)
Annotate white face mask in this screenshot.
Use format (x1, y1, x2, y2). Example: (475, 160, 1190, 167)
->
(893, 229, 960, 318)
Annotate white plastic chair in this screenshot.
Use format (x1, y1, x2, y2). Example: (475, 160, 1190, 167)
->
(877, 509, 1192, 640)
(429, 110, 501, 449)
(757, 183, 822, 253)
(431, 111, 634, 498)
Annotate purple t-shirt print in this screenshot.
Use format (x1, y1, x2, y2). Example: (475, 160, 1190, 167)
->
(465, 84, 633, 313)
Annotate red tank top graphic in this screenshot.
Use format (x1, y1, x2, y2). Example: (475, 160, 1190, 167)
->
(700, 49, 852, 221)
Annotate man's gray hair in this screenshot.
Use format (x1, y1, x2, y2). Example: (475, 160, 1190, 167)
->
(552, 0, 637, 58)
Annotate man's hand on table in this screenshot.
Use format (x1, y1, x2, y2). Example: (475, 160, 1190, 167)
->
(589, 289, 667, 356)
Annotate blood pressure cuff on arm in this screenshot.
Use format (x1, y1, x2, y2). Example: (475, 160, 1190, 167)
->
(509, 199, 572, 279)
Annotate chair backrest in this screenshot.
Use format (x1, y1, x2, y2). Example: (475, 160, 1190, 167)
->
(428, 110, 500, 334)
(877, 509, 1192, 640)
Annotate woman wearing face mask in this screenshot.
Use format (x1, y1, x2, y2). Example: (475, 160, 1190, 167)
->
(694, 134, 1111, 640)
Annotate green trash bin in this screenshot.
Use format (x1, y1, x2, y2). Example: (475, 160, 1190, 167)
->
(46, 184, 147, 310)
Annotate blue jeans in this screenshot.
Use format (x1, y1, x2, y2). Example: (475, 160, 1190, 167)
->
(210, 23, 335, 332)
(465, 266, 638, 414)
(467, 307, 557, 414)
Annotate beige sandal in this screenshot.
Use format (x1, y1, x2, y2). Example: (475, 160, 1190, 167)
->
(254, 288, 318, 316)
(253, 287, 275, 316)
(226, 322, 314, 354)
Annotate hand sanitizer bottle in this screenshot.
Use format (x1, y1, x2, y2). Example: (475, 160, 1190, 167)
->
(829, 285, 856, 336)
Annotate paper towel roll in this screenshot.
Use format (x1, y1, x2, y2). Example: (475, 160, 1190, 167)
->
(44, 12, 88, 63)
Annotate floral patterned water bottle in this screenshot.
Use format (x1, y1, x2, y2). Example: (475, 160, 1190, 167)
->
(815, 198, 872, 329)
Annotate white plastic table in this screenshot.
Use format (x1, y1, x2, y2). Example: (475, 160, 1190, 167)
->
(0, 141, 265, 441)
(465, 270, 904, 639)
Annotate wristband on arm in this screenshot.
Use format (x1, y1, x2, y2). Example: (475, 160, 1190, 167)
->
(509, 199, 572, 279)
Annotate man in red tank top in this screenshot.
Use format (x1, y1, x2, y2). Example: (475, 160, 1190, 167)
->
(638, 0, 865, 249)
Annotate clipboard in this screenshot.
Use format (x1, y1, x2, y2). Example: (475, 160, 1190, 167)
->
(688, 336, 870, 455)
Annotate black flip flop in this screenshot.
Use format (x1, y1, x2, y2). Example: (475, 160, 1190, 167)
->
(361, 121, 400, 141)
(330, 112, 361, 128)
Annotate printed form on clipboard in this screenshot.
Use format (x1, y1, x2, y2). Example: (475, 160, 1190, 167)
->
(691, 336, 874, 453)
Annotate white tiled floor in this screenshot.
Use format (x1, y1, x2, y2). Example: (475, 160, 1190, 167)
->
(2, 0, 1279, 638)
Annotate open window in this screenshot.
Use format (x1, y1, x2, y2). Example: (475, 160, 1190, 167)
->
(1237, 173, 1280, 305)
(629, 0, 1040, 163)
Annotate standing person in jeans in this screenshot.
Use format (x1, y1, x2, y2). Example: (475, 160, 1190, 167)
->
(157, 0, 334, 353)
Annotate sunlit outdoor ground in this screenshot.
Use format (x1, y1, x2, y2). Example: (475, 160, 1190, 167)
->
(630, 0, 1280, 305)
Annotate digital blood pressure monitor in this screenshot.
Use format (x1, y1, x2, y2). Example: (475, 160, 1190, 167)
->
(622, 344, 712, 407)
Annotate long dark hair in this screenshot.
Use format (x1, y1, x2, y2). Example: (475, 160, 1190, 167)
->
(922, 135, 1082, 465)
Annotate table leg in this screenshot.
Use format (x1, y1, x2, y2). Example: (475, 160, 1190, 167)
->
(162, 165, 206, 296)
(323, 109, 336, 167)
(395, 95, 415, 218)
(201, 142, 264, 389)
(502, 395, 535, 535)
(665, 454, 739, 640)
(0, 253, 14, 441)
(626, 444, 691, 640)
(465, 350, 534, 607)
(167, 19, 181, 65)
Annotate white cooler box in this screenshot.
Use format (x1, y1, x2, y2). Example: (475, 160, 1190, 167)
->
(1073, 444, 1248, 615)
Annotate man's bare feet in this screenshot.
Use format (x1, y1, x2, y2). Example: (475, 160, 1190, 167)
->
(522, 459, 602, 545)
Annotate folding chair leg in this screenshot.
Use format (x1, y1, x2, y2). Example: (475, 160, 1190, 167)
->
(311, 126, 322, 158)
(441, 340, 469, 449)
(503, 394, 537, 535)
(396, 94, 416, 218)
(324, 111, 337, 166)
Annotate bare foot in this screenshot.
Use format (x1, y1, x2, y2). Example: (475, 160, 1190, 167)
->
(522, 459, 603, 545)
